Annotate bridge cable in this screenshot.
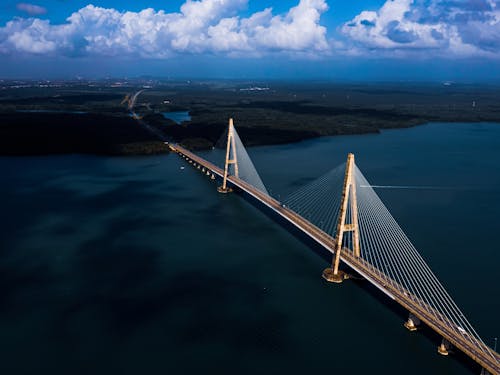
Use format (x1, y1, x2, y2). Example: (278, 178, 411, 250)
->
(226, 126, 269, 195)
(281, 162, 498, 364)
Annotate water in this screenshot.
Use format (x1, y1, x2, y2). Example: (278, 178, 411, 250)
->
(162, 111, 191, 124)
(0, 122, 498, 375)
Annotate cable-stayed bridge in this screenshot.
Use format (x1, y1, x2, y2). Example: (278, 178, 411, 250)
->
(168, 119, 499, 375)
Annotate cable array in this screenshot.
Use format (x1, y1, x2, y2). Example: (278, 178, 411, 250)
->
(354, 166, 497, 360)
(282, 163, 345, 237)
(282, 163, 497, 364)
(217, 125, 269, 195)
(212, 123, 497, 366)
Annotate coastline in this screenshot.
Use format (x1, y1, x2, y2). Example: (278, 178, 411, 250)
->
(1, 112, 498, 156)
(2, 81, 500, 155)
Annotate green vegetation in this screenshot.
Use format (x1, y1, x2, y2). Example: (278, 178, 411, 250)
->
(1, 80, 499, 154)
(0, 112, 167, 155)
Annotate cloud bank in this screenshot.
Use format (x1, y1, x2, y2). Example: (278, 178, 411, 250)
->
(1, 0, 499, 59)
(1, 0, 329, 57)
(342, 0, 500, 57)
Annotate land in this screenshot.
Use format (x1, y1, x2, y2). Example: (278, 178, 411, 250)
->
(0, 112, 168, 155)
(1, 78, 499, 155)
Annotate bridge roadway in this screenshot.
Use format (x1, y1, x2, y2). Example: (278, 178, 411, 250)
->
(171, 144, 500, 375)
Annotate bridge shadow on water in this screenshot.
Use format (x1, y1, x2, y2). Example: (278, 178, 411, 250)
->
(232, 183, 483, 375)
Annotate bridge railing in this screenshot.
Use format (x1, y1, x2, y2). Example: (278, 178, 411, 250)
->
(341, 249, 499, 372)
(172, 144, 499, 374)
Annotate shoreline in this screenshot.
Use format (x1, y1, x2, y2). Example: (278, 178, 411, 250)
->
(2, 81, 500, 155)
(1, 116, 498, 157)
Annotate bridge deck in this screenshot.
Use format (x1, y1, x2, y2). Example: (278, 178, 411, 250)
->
(171, 144, 499, 375)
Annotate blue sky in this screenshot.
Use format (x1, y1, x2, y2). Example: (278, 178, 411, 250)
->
(0, 1, 384, 27)
(1, 0, 499, 80)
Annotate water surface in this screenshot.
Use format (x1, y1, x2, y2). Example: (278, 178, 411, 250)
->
(162, 111, 191, 124)
(0, 122, 498, 375)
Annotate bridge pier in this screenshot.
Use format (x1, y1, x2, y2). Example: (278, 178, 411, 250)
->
(404, 313, 421, 331)
(438, 338, 452, 356)
(171, 141, 500, 375)
(322, 267, 346, 283)
(217, 186, 233, 193)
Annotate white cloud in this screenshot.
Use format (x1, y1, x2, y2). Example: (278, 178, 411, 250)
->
(4, 0, 499, 60)
(341, 0, 500, 57)
(0, 0, 330, 58)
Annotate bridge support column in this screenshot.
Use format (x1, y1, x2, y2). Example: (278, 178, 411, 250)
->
(323, 153, 360, 284)
(480, 368, 492, 375)
(218, 118, 238, 194)
(404, 313, 421, 331)
(322, 267, 346, 283)
(438, 338, 451, 356)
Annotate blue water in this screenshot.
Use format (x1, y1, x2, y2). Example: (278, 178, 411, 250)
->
(162, 111, 191, 124)
(0, 122, 498, 374)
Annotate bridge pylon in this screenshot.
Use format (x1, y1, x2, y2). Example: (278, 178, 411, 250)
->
(323, 153, 361, 283)
(218, 118, 239, 193)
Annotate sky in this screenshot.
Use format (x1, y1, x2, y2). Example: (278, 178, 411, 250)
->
(0, 0, 499, 81)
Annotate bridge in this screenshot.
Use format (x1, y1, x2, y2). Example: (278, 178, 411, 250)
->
(168, 119, 499, 375)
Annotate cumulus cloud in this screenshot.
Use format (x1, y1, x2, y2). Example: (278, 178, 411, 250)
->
(4, 0, 499, 59)
(16, 3, 47, 16)
(0, 0, 329, 58)
(341, 0, 500, 57)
